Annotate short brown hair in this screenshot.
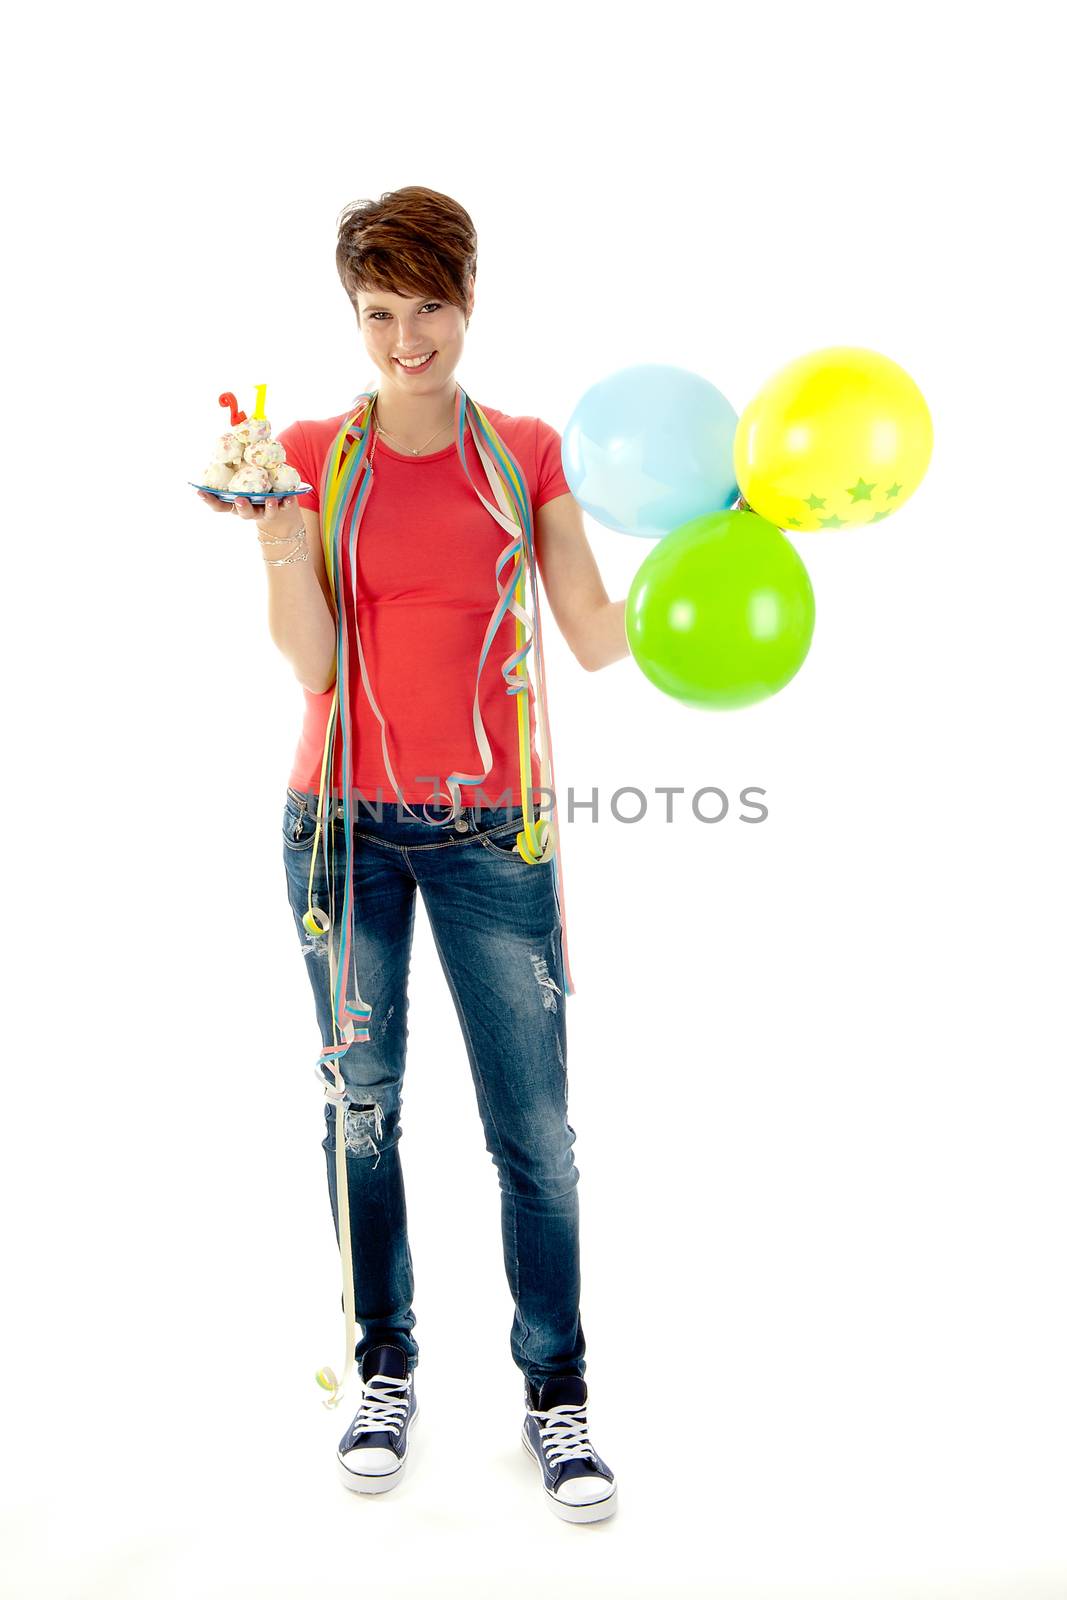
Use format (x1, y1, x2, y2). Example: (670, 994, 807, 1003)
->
(335, 186, 477, 324)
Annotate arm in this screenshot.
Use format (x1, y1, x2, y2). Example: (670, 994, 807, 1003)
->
(263, 503, 338, 694)
(532, 492, 631, 672)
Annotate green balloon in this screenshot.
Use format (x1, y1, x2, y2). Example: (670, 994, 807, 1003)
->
(624, 510, 816, 709)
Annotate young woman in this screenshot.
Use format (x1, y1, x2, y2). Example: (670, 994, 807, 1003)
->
(198, 187, 629, 1523)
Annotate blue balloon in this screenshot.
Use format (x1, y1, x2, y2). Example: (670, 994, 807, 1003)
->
(561, 365, 740, 539)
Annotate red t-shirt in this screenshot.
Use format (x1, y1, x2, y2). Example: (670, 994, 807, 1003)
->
(275, 403, 571, 807)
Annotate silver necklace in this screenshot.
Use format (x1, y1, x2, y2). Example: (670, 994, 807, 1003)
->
(374, 417, 454, 455)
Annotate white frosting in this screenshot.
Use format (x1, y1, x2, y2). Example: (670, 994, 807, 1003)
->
(244, 439, 285, 469)
(228, 464, 271, 493)
(214, 432, 245, 465)
(236, 417, 272, 445)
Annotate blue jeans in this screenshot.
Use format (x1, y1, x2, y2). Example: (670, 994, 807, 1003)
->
(281, 786, 587, 1392)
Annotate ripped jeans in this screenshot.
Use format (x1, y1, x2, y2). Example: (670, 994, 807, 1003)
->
(281, 786, 586, 1393)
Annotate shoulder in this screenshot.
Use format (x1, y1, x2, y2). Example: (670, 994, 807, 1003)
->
(275, 410, 357, 452)
(272, 409, 363, 513)
(470, 402, 542, 442)
(471, 402, 570, 511)
(470, 405, 566, 477)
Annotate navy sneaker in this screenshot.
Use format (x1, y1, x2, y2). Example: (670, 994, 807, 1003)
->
(336, 1343, 419, 1494)
(522, 1374, 617, 1523)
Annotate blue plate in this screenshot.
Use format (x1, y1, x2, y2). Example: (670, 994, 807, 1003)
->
(190, 480, 314, 506)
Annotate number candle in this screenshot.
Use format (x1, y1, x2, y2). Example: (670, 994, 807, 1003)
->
(253, 384, 268, 421)
(219, 392, 247, 427)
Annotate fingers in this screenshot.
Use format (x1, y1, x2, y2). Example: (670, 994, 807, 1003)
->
(261, 495, 296, 519)
(198, 489, 236, 514)
(232, 497, 278, 520)
(202, 491, 296, 520)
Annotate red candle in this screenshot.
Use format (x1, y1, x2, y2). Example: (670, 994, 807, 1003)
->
(219, 391, 247, 427)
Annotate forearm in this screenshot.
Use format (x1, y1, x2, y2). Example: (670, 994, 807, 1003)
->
(264, 537, 338, 693)
(582, 599, 630, 672)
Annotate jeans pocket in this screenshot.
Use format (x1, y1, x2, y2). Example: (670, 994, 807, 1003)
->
(478, 821, 526, 857)
(282, 794, 317, 852)
(477, 807, 556, 864)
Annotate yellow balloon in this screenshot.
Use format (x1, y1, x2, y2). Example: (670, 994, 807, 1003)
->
(734, 347, 933, 532)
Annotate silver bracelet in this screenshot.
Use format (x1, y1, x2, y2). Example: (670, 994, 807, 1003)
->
(258, 522, 309, 566)
(257, 518, 305, 543)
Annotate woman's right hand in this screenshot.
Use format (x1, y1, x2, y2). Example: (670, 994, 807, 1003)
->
(197, 489, 304, 538)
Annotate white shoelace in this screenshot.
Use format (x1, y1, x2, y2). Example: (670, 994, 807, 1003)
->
(530, 1401, 598, 1468)
(349, 1373, 411, 1438)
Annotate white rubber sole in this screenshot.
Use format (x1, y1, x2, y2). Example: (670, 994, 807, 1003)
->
(336, 1399, 419, 1494)
(521, 1424, 618, 1523)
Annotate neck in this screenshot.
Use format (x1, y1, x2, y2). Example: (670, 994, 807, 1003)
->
(373, 378, 459, 448)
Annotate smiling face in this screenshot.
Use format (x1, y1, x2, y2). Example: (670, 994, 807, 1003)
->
(355, 277, 474, 404)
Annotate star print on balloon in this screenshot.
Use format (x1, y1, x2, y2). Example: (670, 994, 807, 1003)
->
(733, 348, 932, 532)
(562, 364, 740, 539)
(790, 475, 911, 527)
(567, 430, 677, 533)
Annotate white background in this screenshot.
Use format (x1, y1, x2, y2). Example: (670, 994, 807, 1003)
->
(3, 2, 1065, 1596)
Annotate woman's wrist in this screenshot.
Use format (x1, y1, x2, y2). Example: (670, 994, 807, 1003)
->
(259, 521, 308, 565)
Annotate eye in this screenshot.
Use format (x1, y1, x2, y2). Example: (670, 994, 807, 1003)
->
(368, 302, 441, 321)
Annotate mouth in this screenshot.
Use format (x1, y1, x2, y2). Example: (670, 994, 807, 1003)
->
(392, 351, 437, 374)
